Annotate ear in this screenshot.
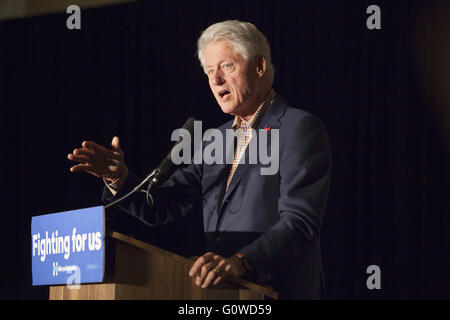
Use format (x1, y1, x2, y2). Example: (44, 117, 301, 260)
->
(255, 55, 267, 78)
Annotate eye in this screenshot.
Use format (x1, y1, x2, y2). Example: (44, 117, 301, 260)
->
(222, 63, 234, 72)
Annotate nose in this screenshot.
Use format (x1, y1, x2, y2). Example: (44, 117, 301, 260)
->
(211, 69, 225, 86)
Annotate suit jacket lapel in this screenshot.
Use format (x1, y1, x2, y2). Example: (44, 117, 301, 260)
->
(219, 95, 286, 209)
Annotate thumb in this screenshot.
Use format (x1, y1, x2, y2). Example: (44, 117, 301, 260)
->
(111, 136, 121, 151)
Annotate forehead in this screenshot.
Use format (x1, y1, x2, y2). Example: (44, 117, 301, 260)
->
(204, 40, 243, 66)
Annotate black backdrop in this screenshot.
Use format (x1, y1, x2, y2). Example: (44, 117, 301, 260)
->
(0, 0, 448, 299)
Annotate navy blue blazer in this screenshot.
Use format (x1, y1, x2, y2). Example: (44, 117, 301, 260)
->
(103, 96, 331, 299)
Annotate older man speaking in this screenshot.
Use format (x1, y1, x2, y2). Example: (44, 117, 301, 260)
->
(68, 20, 331, 299)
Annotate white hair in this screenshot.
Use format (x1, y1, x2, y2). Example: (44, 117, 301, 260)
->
(197, 20, 275, 85)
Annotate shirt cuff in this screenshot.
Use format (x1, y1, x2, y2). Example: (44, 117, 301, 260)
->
(103, 165, 129, 196)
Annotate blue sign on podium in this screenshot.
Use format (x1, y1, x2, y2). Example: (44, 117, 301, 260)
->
(31, 206, 105, 286)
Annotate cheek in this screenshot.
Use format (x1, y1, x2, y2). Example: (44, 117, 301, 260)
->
(231, 76, 250, 95)
(208, 81, 217, 96)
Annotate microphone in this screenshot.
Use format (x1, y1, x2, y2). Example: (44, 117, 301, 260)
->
(146, 117, 195, 189)
(104, 117, 196, 210)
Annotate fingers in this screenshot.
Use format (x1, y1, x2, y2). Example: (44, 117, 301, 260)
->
(68, 147, 94, 162)
(195, 261, 213, 286)
(82, 140, 110, 153)
(72, 165, 101, 178)
(213, 262, 231, 286)
(189, 252, 231, 289)
(111, 136, 121, 152)
(68, 146, 96, 161)
(73, 139, 121, 154)
(69, 163, 92, 173)
(68, 153, 90, 163)
(72, 147, 94, 157)
(203, 259, 227, 288)
(68, 142, 118, 164)
(82, 140, 121, 161)
(68, 139, 124, 178)
(111, 137, 124, 163)
(189, 252, 214, 278)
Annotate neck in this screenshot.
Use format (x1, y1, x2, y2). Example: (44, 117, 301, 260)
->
(238, 86, 273, 122)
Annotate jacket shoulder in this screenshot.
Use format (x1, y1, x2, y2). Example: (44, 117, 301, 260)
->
(277, 98, 324, 129)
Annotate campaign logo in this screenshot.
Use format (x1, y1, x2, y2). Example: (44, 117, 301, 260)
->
(53, 262, 58, 276)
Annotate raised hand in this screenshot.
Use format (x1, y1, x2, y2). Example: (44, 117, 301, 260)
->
(68, 136, 126, 179)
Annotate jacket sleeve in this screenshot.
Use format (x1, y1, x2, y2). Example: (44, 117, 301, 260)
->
(102, 162, 203, 228)
(238, 115, 331, 284)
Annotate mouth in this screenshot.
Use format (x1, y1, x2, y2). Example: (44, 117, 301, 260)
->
(218, 90, 231, 100)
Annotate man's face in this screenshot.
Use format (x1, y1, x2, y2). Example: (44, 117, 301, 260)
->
(203, 40, 258, 116)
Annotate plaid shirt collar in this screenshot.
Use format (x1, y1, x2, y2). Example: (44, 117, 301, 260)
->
(231, 89, 276, 132)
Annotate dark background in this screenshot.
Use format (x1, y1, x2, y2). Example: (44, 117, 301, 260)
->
(0, 0, 448, 299)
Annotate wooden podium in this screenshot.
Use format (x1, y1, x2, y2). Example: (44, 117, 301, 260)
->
(49, 231, 278, 300)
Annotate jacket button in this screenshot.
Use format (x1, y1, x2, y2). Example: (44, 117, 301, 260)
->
(215, 237, 222, 244)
